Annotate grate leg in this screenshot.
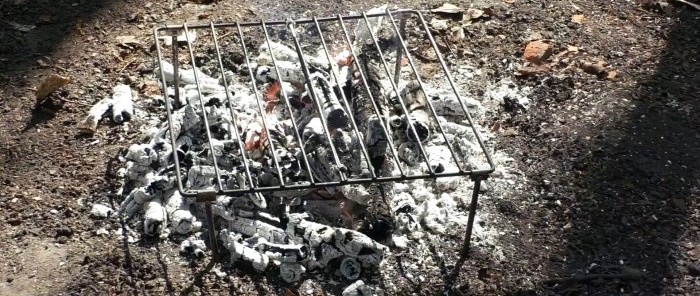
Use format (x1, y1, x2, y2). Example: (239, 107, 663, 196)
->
(461, 177, 482, 256)
(204, 202, 219, 260)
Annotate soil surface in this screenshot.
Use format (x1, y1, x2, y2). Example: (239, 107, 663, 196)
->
(1, 0, 699, 295)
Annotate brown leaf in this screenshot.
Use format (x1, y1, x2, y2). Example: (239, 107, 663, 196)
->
(36, 74, 71, 101)
(116, 35, 140, 46)
(607, 70, 618, 80)
(432, 3, 462, 14)
(571, 14, 585, 24)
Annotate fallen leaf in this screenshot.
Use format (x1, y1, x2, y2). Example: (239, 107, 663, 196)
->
(36, 74, 71, 101)
(466, 8, 485, 19)
(116, 35, 140, 46)
(432, 3, 462, 14)
(571, 14, 585, 24)
(607, 70, 618, 80)
(430, 18, 449, 31)
(8, 21, 36, 32)
(490, 122, 501, 132)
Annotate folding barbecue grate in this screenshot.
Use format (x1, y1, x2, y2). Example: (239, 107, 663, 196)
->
(153, 8, 495, 258)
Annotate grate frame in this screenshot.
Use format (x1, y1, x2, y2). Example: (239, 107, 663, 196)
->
(154, 9, 495, 198)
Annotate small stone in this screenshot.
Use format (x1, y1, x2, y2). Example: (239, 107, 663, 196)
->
(688, 263, 700, 277)
(523, 40, 552, 64)
(56, 226, 73, 237)
(571, 14, 585, 24)
(671, 198, 687, 210)
(56, 236, 68, 244)
(581, 61, 606, 76)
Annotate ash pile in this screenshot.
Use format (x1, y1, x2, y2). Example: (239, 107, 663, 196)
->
(117, 8, 490, 290)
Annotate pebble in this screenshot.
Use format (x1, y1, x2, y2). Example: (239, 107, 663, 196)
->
(688, 263, 700, 277)
(523, 40, 552, 64)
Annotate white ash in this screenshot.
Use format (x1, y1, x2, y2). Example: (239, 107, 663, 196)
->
(342, 280, 374, 296)
(77, 84, 136, 134)
(90, 203, 113, 218)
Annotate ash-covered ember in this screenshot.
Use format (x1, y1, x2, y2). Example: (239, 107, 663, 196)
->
(117, 9, 501, 291)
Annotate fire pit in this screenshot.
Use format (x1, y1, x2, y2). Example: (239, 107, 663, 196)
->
(120, 7, 494, 290)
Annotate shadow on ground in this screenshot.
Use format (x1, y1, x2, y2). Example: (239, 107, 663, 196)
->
(547, 7, 700, 295)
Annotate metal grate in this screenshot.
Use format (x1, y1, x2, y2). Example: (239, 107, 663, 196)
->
(153, 9, 495, 199)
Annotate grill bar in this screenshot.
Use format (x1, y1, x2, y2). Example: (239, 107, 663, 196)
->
(337, 13, 406, 178)
(311, 16, 377, 180)
(153, 9, 495, 197)
(384, 11, 463, 173)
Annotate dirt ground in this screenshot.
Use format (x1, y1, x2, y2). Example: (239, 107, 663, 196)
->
(1, 0, 699, 295)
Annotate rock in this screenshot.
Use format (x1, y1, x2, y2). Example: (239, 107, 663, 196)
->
(56, 226, 73, 237)
(671, 198, 687, 210)
(523, 41, 552, 64)
(430, 18, 449, 31)
(688, 263, 700, 277)
(36, 74, 71, 102)
(581, 61, 607, 76)
(56, 236, 68, 244)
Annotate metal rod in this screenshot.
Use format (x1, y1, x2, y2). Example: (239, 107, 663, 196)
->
(205, 203, 219, 258)
(337, 14, 406, 178)
(153, 28, 187, 196)
(182, 24, 224, 192)
(392, 17, 406, 87)
(286, 20, 347, 183)
(209, 22, 256, 190)
(360, 12, 435, 175)
(461, 178, 481, 256)
(155, 10, 411, 31)
(260, 22, 317, 185)
(384, 10, 464, 173)
(312, 16, 376, 179)
(413, 11, 496, 174)
(171, 35, 181, 109)
(235, 22, 287, 186)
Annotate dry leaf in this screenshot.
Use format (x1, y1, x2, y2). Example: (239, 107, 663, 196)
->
(430, 18, 449, 31)
(8, 21, 36, 32)
(571, 14, 585, 24)
(466, 8, 485, 19)
(607, 70, 618, 80)
(36, 74, 71, 101)
(432, 3, 462, 14)
(116, 35, 140, 46)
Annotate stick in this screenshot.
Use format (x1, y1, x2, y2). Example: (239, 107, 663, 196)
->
(545, 272, 642, 284)
(675, 0, 700, 11)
